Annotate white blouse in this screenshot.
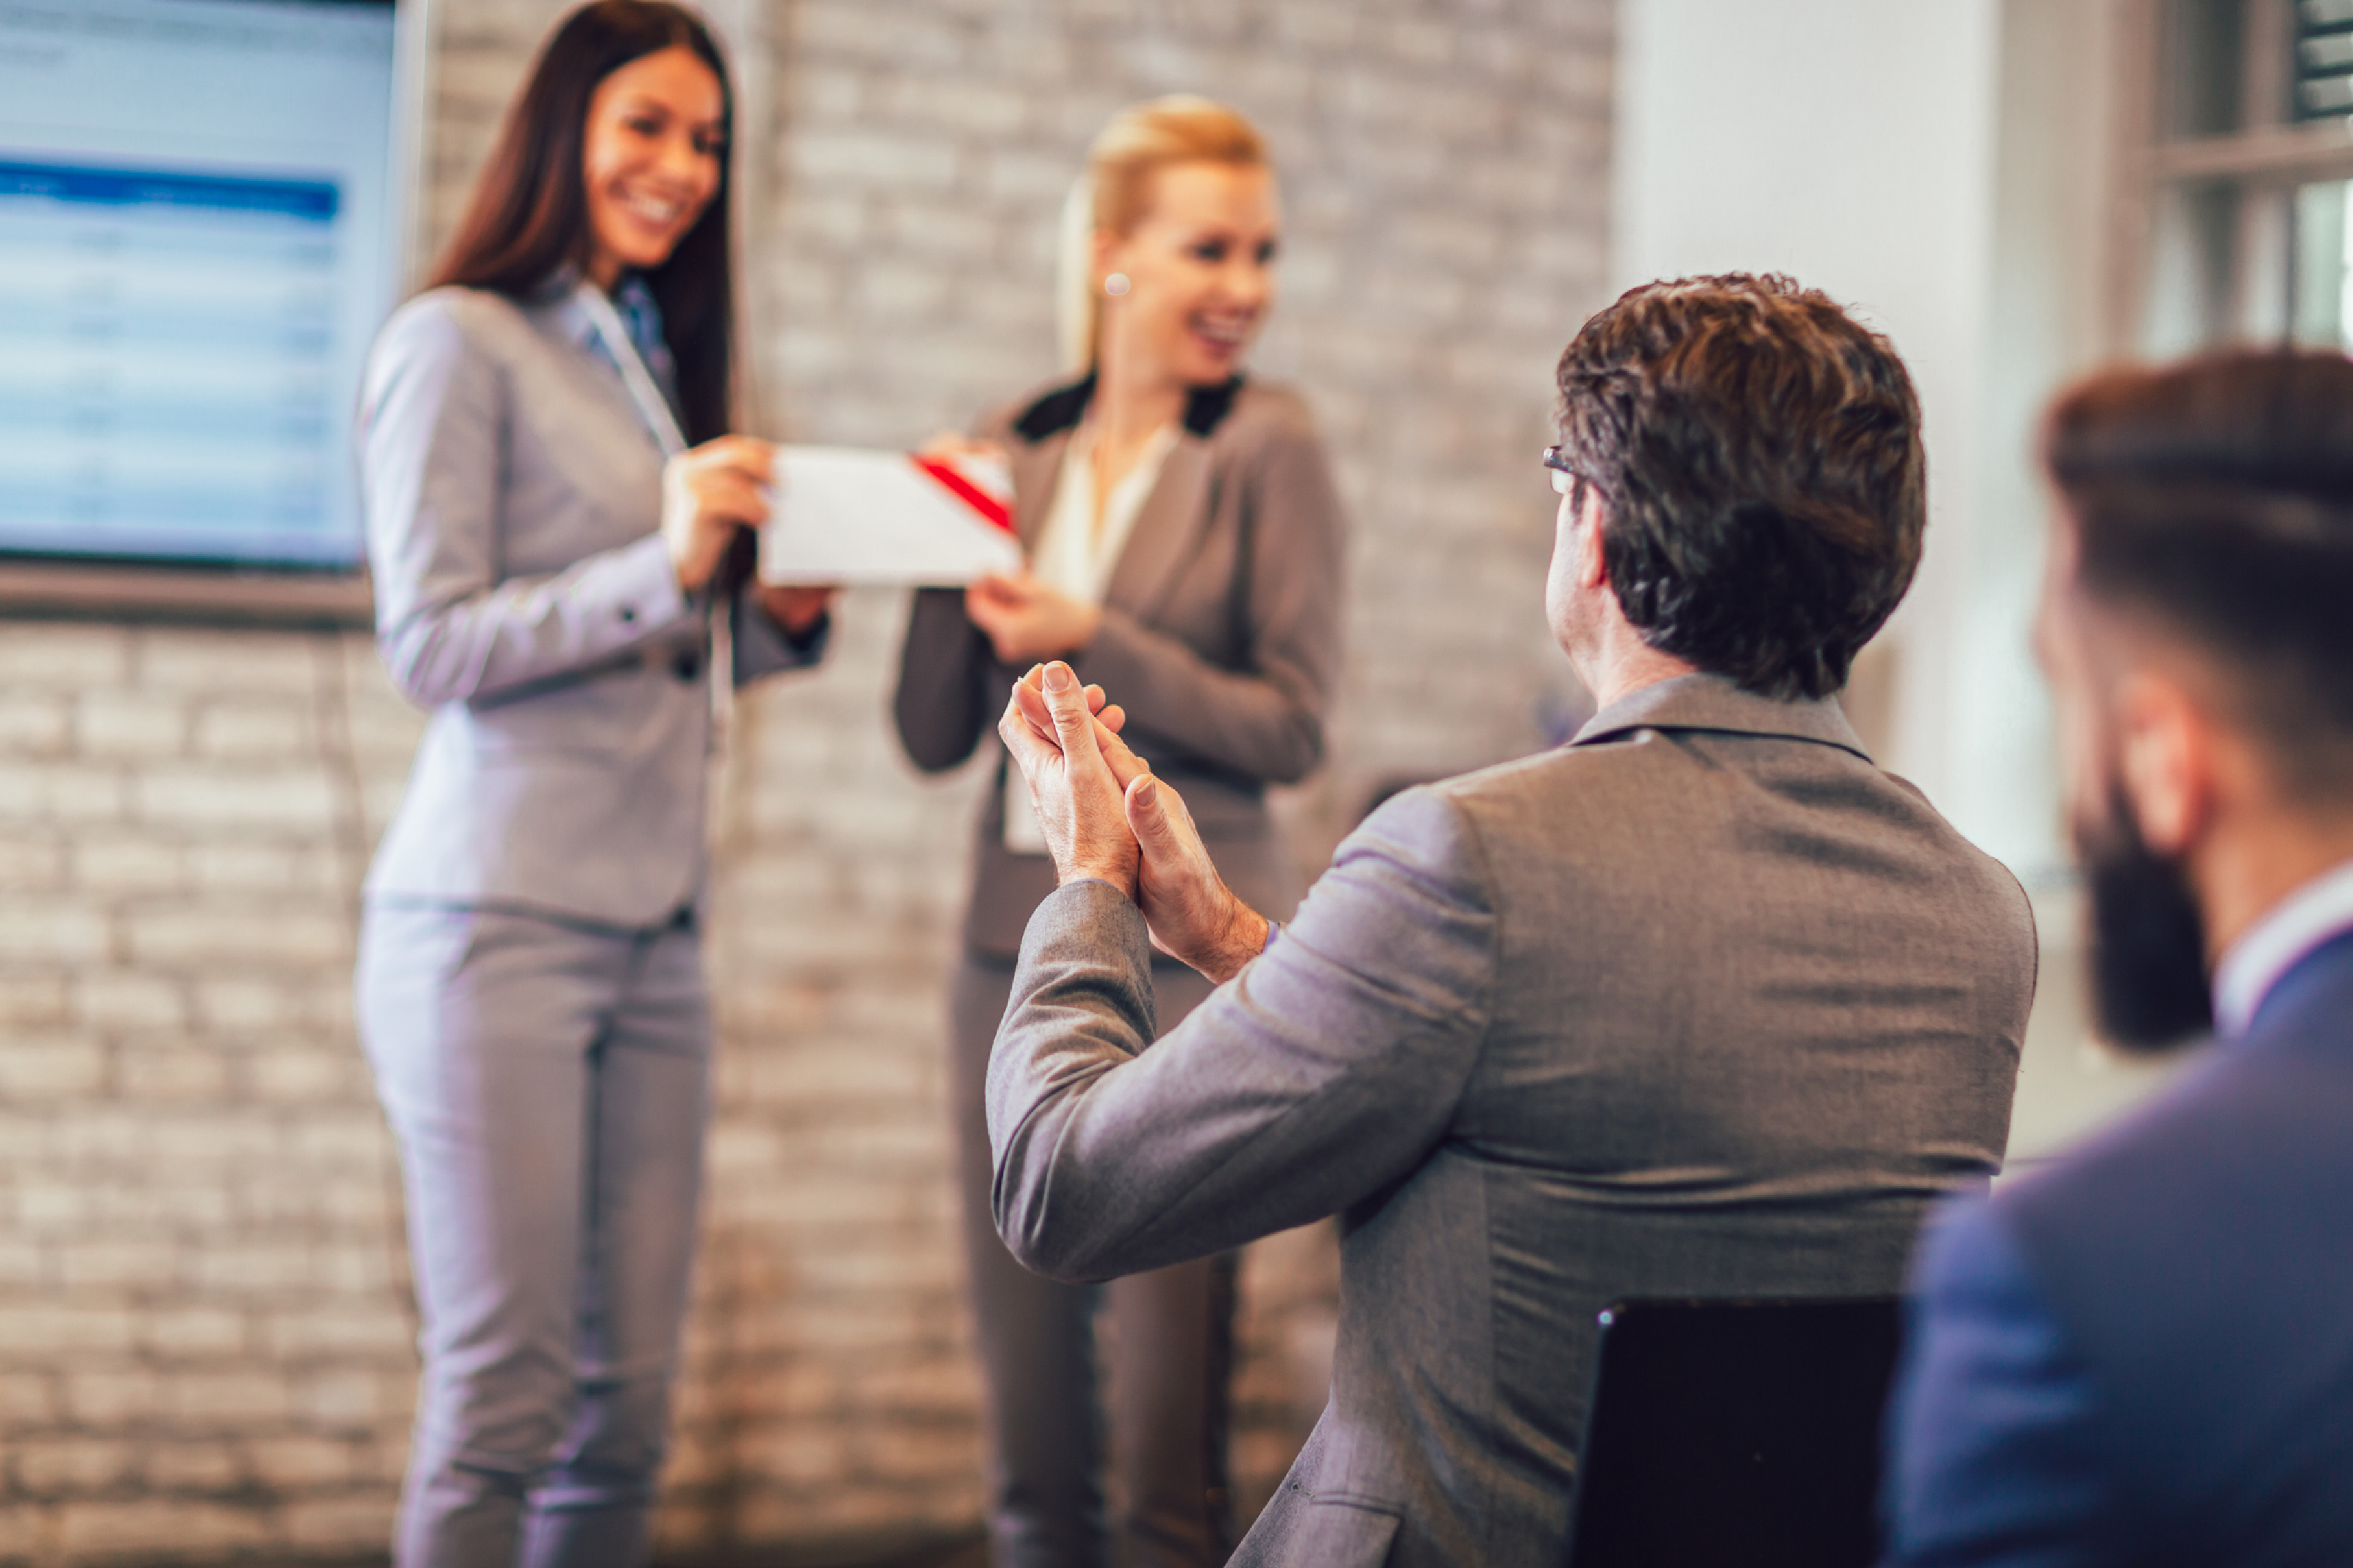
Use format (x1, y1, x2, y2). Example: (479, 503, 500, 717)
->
(1031, 420, 1179, 602)
(1004, 420, 1179, 853)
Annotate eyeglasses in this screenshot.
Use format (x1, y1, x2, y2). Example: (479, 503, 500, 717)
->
(1543, 445, 1578, 496)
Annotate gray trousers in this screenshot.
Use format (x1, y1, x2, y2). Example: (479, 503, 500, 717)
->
(952, 953, 1237, 1568)
(357, 902, 712, 1568)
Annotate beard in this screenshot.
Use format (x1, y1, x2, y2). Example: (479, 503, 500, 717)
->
(2076, 784, 2213, 1051)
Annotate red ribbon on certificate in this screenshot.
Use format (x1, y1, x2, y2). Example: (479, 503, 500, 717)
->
(910, 454, 1016, 535)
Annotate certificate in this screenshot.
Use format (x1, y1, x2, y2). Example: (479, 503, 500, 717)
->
(758, 445, 1024, 586)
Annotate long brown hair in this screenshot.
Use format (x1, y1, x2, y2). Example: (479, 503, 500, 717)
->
(427, 1, 735, 443)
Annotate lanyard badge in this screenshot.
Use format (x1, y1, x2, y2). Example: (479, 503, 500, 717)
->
(573, 279, 688, 459)
(574, 279, 742, 797)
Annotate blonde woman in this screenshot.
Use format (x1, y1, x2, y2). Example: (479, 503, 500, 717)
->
(893, 98, 1347, 1567)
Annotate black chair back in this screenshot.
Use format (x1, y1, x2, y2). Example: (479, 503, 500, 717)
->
(1565, 1295, 1904, 1568)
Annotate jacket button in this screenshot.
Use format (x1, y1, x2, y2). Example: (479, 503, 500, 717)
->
(619, 605, 637, 622)
(672, 650, 700, 681)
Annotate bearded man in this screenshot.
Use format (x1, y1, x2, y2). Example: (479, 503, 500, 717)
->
(1882, 350, 2353, 1567)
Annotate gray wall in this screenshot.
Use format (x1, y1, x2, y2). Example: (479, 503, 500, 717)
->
(1611, 0, 2182, 1166)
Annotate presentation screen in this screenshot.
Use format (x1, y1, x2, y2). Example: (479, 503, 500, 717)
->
(0, 0, 400, 574)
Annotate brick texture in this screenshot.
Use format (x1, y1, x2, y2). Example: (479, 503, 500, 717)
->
(0, 0, 1608, 1559)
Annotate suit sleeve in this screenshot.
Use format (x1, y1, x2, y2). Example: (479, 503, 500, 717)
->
(892, 402, 1024, 774)
(892, 586, 996, 773)
(361, 300, 694, 709)
(1879, 1199, 2111, 1568)
(986, 786, 1496, 1281)
(1075, 418, 1346, 784)
(728, 581, 830, 687)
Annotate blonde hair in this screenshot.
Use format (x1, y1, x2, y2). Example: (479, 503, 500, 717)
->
(1055, 96, 1271, 376)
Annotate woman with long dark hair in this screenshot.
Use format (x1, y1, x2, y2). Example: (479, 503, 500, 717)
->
(894, 97, 1347, 1567)
(353, 5, 829, 1561)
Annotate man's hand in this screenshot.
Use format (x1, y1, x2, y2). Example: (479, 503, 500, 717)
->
(1004, 663, 1272, 984)
(1120, 762, 1272, 984)
(998, 662, 1140, 896)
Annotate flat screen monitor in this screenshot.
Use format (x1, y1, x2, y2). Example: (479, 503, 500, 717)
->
(0, 0, 403, 585)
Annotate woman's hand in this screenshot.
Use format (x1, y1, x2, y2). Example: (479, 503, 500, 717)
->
(918, 430, 1010, 468)
(966, 572, 1101, 665)
(663, 435, 774, 593)
(926, 432, 1100, 663)
(757, 584, 835, 637)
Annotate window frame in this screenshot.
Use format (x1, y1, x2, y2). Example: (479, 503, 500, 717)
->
(2117, 0, 2353, 352)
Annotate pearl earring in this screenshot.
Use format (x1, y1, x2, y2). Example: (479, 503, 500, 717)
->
(1104, 273, 1131, 296)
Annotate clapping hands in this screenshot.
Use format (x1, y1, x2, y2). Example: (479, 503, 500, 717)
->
(998, 662, 1272, 983)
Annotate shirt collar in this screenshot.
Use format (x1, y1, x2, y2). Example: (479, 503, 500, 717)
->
(1568, 671, 1872, 762)
(1010, 370, 1246, 443)
(538, 264, 601, 351)
(546, 268, 682, 419)
(2212, 855, 2353, 1037)
(608, 273, 674, 381)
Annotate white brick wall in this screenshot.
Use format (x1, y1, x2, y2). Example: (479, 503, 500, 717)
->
(0, 0, 1609, 1559)
(0, 626, 416, 1564)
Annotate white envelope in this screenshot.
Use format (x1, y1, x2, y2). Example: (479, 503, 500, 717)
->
(758, 445, 1024, 586)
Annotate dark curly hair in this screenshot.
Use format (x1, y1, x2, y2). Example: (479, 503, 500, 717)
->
(1553, 273, 1927, 700)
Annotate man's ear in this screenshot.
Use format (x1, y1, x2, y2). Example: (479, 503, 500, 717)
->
(2115, 670, 2213, 857)
(1575, 486, 1609, 592)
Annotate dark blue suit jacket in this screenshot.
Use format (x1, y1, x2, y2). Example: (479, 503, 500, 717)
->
(1882, 931, 2353, 1567)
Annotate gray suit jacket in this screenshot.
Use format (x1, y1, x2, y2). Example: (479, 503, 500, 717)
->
(360, 285, 821, 928)
(893, 373, 1346, 956)
(989, 674, 2036, 1566)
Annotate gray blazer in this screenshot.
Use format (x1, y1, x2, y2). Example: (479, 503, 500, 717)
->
(988, 674, 2037, 1566)
(893, 373, 1346, 957)
(359, 285, 821, 928)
